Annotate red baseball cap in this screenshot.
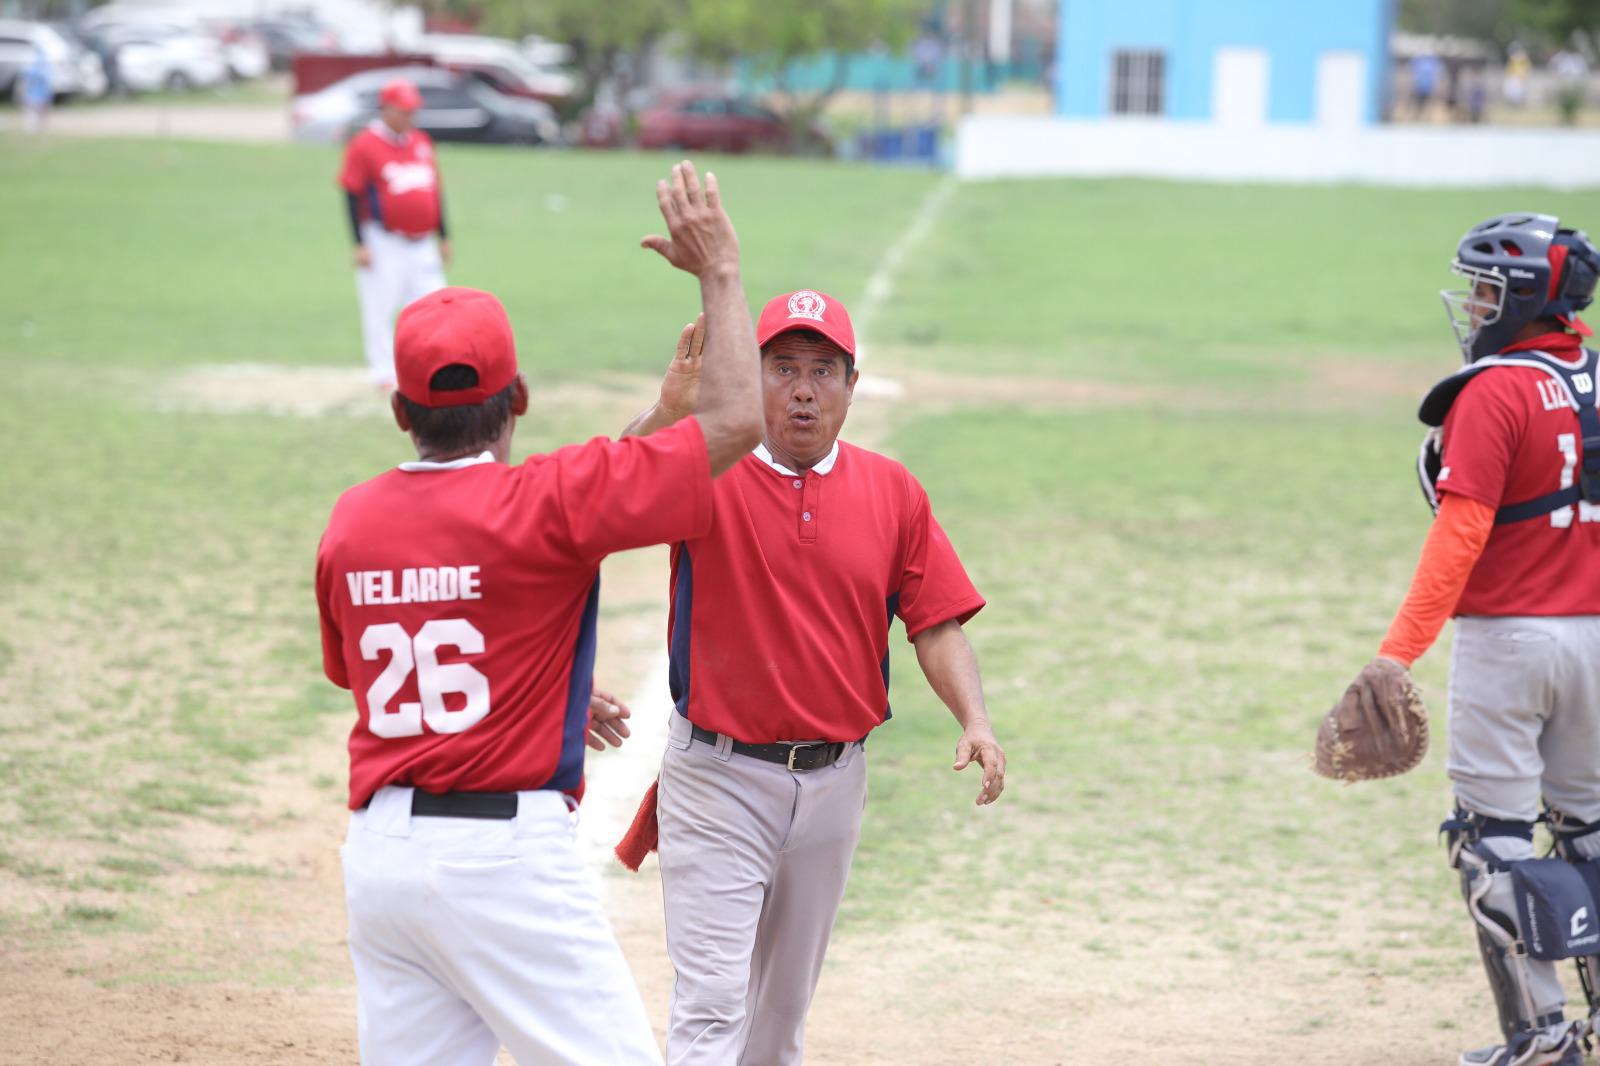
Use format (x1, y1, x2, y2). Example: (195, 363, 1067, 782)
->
(395, 287, 519, 407)
(379, 77, 422, 111)
(756, 289, 857, 361)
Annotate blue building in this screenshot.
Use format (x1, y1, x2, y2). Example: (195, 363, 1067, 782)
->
(1056, 0, 1394, 126)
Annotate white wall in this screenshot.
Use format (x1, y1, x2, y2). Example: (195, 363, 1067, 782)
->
(955, 115, 1600, 189)
(1212, 47, 1268, 126)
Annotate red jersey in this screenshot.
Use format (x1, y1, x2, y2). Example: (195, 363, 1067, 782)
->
(337, 122, 441, 238)
(1438, 333, 1600, 616)
(667, 441, 984, 744)
(317, 419, 712, 808)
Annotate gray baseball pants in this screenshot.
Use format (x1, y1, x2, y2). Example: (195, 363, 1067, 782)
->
(655, 711, 867, 1066)
(1448, 615, 1600, 824)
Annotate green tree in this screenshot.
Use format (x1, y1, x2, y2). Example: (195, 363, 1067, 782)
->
(683, 0, 927, 151)
(470, 0, 684, 113)
(1509, 0, 1600, 48)
(1398, 0, 1511, 43)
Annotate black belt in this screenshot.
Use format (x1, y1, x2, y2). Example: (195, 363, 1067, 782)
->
(361, 790, 520, 820)
(690, 725, 847, 772)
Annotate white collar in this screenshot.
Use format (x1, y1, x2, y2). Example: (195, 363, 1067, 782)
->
(754, 440, 839, 477)
(369, 118, 410, 147)
(398, 451, 494, 473)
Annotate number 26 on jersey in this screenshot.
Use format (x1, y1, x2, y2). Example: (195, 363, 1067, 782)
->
(359, 619, 490, 737)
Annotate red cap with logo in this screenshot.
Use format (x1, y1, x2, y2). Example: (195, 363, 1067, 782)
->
(395, 287, 519, 407)
(379, 78, 422, 111)
(756, 289, 857, 361)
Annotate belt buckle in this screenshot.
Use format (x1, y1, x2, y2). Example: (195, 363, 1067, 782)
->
(786, 742, 822, 771)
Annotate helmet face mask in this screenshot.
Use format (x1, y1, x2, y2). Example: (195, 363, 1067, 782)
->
(1442, 261, 1507, 363)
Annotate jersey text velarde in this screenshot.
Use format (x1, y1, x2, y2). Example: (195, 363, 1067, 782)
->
(344, 566, 482, 606)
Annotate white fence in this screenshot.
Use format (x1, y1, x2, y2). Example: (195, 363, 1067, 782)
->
(955, 116, 1600, 188)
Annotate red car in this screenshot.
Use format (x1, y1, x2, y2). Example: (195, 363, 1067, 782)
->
(636, 88, 828, 154)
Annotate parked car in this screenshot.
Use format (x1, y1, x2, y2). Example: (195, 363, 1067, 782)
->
(81, 7, 265, 85)
(96, 23, 229, 93)
(0, 20, 107, 100)
(636, 88, 829, 154)
(291, 65, 560, 146)
(414, 35, 574, 107)
(520, 34, 571, 68)
(206, 22, 270, 81)
(251, 18, 336, 72)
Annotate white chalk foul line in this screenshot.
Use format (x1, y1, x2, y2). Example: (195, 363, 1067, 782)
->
(577, 652, 671, 887)
(852, 174, 958, 376)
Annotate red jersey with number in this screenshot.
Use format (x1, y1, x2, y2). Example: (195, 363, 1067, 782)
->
(337, 123, 441, 238)
(667, 441, 984, 744)
(316, 419, 711, 808)
(1438, 333, 1600, 616)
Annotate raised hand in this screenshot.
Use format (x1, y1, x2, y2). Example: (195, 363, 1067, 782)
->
(639, 160, 740, 280)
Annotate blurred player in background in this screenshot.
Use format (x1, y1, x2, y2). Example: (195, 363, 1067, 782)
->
(20, 45, 52, 135)
(338, 77, 449, 389)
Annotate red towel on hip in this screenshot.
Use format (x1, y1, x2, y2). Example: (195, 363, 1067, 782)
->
(614, 780, 659, 872)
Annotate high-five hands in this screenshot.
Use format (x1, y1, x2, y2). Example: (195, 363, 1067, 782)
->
(640, 160, 740, 280)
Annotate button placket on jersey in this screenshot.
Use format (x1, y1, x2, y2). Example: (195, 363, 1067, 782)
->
(799, 474, 820, 544)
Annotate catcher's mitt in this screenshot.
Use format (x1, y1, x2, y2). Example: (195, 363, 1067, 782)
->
(1313, 657, 1429, 782)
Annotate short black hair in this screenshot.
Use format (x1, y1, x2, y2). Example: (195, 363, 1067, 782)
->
(761, 329, 855, 377)
(400, 364, 516, 454)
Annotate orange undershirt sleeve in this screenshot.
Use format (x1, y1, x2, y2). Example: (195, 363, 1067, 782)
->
(1377, 494, 1497, 668)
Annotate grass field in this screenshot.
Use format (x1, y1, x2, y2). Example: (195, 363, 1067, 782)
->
(2, 135, 1595, 1062)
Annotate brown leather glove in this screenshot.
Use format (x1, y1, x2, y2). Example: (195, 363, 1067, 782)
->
(1313, 658, 1429, 782)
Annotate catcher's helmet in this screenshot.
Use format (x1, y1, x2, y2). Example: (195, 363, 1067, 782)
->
(1441, 212, 1600, 362)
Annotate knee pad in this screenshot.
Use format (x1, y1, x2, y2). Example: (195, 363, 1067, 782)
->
(1546, 808, 1600, 1025)
(1444, 809, 1570, 1042)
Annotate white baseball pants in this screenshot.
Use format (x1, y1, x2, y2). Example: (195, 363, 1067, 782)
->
(656, 712, 867, 1066)
(354, 222, 446, 386)
(342, 786, 662, 1066)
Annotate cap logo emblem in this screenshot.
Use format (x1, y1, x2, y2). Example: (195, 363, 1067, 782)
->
(787, 290, 826, 322)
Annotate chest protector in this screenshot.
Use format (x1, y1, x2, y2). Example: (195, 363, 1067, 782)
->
(1416, 348, 1600, 523)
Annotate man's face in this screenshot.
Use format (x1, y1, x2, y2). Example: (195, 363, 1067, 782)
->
(1469, 277, 1503, 328)
(382, 103, 416, 133)
(760, 333, 857, 467)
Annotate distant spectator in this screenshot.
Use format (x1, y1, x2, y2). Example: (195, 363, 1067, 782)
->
(913, 31, 943, 87)
(1410, 52, 1443, 119)
(1466, 68, 1488, 124)
(20, 46, 52, 135)
(1504, 43, 1531, 108)
(1550, 47, 1589, 125)
(1444, 57, 1462, 118)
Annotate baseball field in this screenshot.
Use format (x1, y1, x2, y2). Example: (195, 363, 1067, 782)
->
(2, 135, 1596, 1063)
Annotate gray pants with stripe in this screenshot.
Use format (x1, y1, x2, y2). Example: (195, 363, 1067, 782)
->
(656, 711, 867, 1066)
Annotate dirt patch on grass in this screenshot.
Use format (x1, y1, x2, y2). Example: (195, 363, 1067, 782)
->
(1310, 356, 1440, 404)
(864, 357, 1440, 422)
(156, 363, 662, 423)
